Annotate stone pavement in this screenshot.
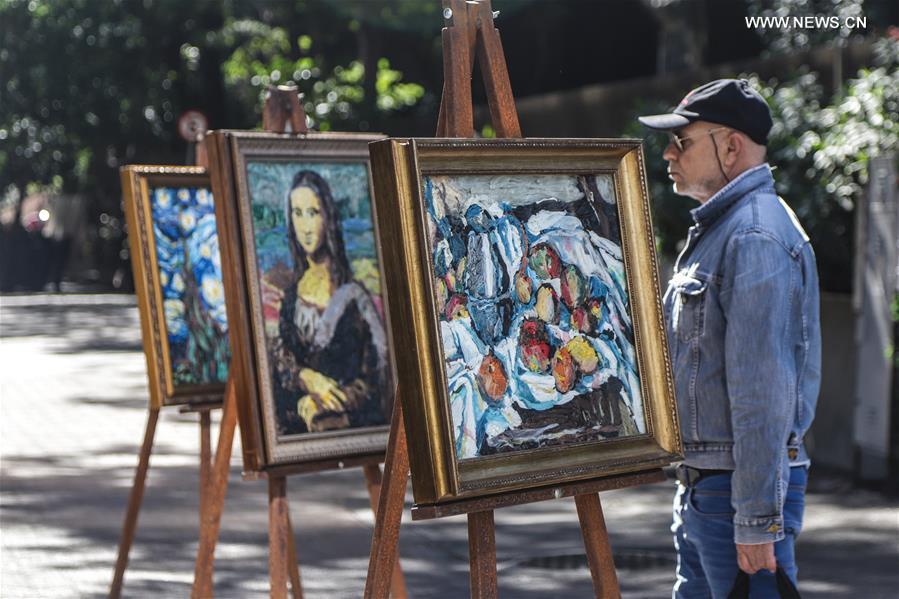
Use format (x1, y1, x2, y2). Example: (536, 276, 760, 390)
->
(1, 294, 897, 598)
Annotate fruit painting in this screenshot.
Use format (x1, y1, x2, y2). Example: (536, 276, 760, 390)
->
(423, 173, 645, 460)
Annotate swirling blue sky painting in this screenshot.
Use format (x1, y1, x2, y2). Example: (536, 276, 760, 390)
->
(150, 186, 229, 387)
(423, 173, 645, 460)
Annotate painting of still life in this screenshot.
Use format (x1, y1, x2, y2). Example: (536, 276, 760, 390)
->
(243, 159, 392, 448)
(121, 166, 229, 407)
(424, 173, 644, 461)
(369, 138, 681, 503)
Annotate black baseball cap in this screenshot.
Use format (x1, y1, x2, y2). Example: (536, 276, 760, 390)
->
(638, 79, 773, 145)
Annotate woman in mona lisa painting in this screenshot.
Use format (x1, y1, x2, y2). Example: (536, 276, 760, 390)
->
(270, 169, 390, 434)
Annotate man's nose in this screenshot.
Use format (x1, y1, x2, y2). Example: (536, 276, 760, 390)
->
(662, 142, 678, 162)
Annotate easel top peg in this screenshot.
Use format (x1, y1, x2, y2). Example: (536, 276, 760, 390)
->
(262, 83, 309, 135)
(437, 0, 521, 139)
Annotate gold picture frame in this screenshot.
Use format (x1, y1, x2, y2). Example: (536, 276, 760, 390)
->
(207, 131, 395, 473)
(121, 165, 230, 408)
(369, 138, 682, 504)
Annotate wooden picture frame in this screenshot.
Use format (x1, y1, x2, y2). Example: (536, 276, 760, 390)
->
(207, 131, 394, 473)
(121, 165, 230, 408)
(369, 138, 682, 504)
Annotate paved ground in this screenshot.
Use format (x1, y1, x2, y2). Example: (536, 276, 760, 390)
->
(1, 294, 897, 598)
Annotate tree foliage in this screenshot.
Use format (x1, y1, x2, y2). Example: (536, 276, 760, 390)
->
(216, 19, 423, 131)
(626, 33, 899, 292)
(0, 0, 429, 287)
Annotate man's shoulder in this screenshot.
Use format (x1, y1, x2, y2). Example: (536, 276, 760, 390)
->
(727, 190, 810, 253)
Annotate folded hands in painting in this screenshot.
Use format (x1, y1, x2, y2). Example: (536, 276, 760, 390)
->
(297, 367, 349, 430)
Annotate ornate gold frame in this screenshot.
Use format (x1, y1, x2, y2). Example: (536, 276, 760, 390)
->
(206, 130, 394, 473)
(370, 138, 682, 504)
(121, 165, 226, 408)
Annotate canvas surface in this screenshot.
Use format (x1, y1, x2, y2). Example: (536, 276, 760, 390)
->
(149, 185, 229, 387)
(245, 161, 391, 439)
(423, 173, 645, 460)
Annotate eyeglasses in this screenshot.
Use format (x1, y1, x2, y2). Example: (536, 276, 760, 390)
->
(667, 127, 730, 152)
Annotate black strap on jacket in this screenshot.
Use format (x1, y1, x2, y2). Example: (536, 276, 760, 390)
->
(726, 567, 801, 599)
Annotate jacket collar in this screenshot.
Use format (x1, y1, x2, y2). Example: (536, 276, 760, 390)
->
(690, 164, 775, 229)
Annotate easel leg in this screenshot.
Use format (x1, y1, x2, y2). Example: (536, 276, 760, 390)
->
(269, 476, 290, 599)
(467, 510, 498, 599)
(192, 379, 238, 599)
(109, 407, 160, 599)
(199, 410, 212, 518)
(364, 402, 409, 599)
(285, 510, 303, 599)
(575, 493, 621, 599)
(363, 464, 408, 599)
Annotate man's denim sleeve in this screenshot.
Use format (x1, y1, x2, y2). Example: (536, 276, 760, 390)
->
(720, 230, 795, 544)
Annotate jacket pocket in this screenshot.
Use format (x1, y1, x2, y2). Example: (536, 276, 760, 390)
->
(670, 274, 708, 343)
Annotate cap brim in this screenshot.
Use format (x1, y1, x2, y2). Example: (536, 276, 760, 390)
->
(638, 113, 692, 131)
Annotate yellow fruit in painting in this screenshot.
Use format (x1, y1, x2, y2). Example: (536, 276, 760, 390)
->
(515, 270, 532, 304)
(565, 336, 599, 374)
(434, 278, 449, 314)
(535, 284, 559, 324)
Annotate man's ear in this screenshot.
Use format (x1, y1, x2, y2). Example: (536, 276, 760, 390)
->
(723, 131, 743, 166)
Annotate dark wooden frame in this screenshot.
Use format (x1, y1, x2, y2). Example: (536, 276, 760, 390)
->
(206, 130, 394, 472)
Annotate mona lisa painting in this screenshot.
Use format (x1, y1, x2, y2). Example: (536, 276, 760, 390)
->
(208, 131, 393, 471)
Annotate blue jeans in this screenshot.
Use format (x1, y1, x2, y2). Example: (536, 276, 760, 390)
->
(672, 466, 808, 598)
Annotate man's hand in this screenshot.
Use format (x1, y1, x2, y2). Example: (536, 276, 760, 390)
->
(736, 542, 776, 574)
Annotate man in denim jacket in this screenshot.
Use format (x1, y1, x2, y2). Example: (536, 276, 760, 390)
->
(640, 79, 821, 597)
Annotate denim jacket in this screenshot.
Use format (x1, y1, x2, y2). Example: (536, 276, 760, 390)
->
(663, 164, 821, 544)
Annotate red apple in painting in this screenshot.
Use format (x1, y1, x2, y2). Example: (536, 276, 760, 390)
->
(552, 347, 577, 393)
(535, 284, 559, 324)
(444, 293, 469, 321)
(587, 297, 605, 320)
(560, 264, 586, 309)
(571, 305, 596, 334)
(529, 243, 562, 280)
(515, 270, 532, 304)
(478, 353, 508, 404)
(519, 318, 553, 373)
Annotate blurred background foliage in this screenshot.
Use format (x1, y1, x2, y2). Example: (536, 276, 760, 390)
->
(0, 0, 449, 289)
(627, 33, 898, 292)
(0, 0, 896, 293)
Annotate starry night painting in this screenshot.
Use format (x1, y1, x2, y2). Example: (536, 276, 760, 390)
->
(423, 174, 645, 461)
(150, 185, 230, 387)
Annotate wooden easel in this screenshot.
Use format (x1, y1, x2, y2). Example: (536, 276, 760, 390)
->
(364, 2, 665, 597)
(109, 135, 223, 599)
(109, 404, 219, 598)
(190, 84, 407, 599)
